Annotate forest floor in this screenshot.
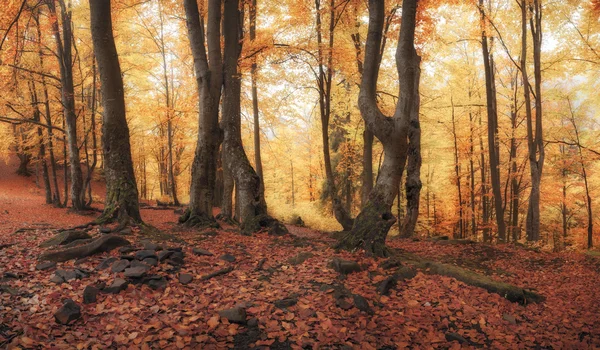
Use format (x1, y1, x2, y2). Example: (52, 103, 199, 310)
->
(1, 158, 600, 349)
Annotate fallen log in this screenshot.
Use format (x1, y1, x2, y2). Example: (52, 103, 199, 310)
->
(399, 253, 544, 304)
(39, 230, 92, 248)
(39, 234, 130, 262)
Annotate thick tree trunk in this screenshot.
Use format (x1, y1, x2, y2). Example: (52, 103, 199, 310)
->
(222, 0, 287, 236)
(90, 0, 141, 224)
(401, 91, 422, 238)
(182, 0, 223, 227)
(48, 0, 85, 210)
(479, 0, 506, 242)
(338, 0, 420, 256)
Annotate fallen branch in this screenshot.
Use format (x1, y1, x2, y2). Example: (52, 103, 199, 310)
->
(201, 266, 234, 281)
(39, 234, 130, 262)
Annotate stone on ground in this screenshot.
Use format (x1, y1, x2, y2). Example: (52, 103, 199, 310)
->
(330, 258, 361, 275)
(192, 248, 213, 256)
(104, 278, 129, 294)
(36, 261, 56, 271)
(179, 273, 193, 285)
(220, 254, 236, 263)
(83, 285, 99, 304)
(218, 306, 247, 324)
(54, 299, 81, 325)
(111, 259, 130, 273)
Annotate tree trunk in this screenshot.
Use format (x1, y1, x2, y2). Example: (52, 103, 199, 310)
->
(89, 0, 141, 224)
(338, 0, 420, 256)
(250, 0, 264, 188)
(315, 0, 354, 231)
(401, 84, 422, 238)
(479, 0, 506, 242)
(48, 0, 85, 210)
(182, 0, 223, 227)
(450, 97, 463, 238)
(522, 0, 545, 242)
(221, 0, 287, 236)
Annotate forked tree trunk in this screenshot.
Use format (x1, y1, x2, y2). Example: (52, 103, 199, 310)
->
(337, 0, 420, 256)
(222, 0, 286, 236)
(90, 0, 141, 224)
(181, 0, 223, 227)
(47, 0, 85, 210)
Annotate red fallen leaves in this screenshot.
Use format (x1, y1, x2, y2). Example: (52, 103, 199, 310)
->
(1, 160, 600, 348)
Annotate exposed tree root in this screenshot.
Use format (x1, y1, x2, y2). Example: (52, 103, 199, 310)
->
(39, 230, 92, 248)
(216, 213, 238, 226)
(39, 234, 131, 262)
(240, 214, 289, 236)
(178, 209, 220, 229)
(397, 252, 544, 304)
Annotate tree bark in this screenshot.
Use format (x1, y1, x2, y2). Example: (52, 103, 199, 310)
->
(337, 0, 420, 256)
(479, 0, 506, 242)
(181, 0, 223, 227)
(47, 0, 85, 210)
(221, 0, 287, 236)
(90, 0, 141, 224)
(250, 0, 264, 187)
(522, 0, 545, 242)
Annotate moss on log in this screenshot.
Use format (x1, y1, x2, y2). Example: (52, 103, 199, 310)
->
(400, 254, 544, 304)
(39, 234, 130, 262)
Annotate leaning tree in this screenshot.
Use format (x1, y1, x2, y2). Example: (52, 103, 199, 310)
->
(89, 0, 141, 225)
(337, 0, 421, 256)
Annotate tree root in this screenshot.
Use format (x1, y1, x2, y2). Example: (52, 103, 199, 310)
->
(179, 209, 220, 229)
(240, 214, 289, 236)
(216, 213, 238, 226)
(39, 234, 130, 262)
(397, 252, 544, 304)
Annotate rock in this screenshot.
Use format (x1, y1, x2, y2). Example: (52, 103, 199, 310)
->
(111, 259, 130, 273)
(50, 275, 64, 284)
(135, 250, 157, 261)
(40, 230, 92, 248)
(120, 255, 135, 261)
(143, 258, 158, 266)
(167, 247, 183, 252)
(124, 266, 148, 279)
(330, 258, 361, 275)
(144, 276, 167, 290)
(96, 257, 118, 270)
(287, 252, 313, 266)
(119, 246, 136, 254)
(104, 278, 129, 294)
(99, 227, 111, 234)
(167, 251, 185, 266)
(55, 269, 78, 282)
(274, 296, 298, 309)
(158, 250, 173, 261)
(220, 254, 236, 263)
(247, 317, 259, 327)
(74, 268, 90, 279)
(54, 299, 81, 325)
(445, 332, 469, 344)
(130, 260, 150, 269)
(192, 248, 213, 256)
(377, 276, 397, 295)
(218, 307, 247, 324)
(83, 285, 99, 304)
(352, 294, 373, 314)
(36, 261, 57, 271)
(141, 240, 162, 251)
(335, 298, 353, 310)
(503, 313, 517, 325)
(179, 273, 193, 285)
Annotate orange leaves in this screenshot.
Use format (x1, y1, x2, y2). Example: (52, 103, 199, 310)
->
(207, 316, 220, 330)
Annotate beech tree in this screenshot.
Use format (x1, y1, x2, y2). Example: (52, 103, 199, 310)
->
(180, 0, 223, 227)
(90, 0, 141, 224)
(337, 0, 421, 256)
